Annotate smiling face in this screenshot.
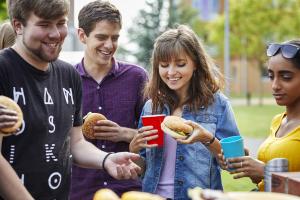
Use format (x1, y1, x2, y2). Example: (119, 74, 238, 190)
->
(158, 50, 196, 98)
(79, 20, 120, 68)
(268, 54, 300, 107)
(15, 12, 67, 66)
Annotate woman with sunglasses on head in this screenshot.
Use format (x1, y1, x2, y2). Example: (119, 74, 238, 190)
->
(218, 39, 300, 191)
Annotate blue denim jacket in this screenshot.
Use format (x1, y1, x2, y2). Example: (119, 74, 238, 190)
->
(139, 92, 240, 200)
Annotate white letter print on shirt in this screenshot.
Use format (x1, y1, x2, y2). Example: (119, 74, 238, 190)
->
(13, 87, 26, 135)
(44, 88, 54, 105)
(48, 172, 62, 190)
(48, 116, 55, 133)
(45, 144, 58, 162)
(13, 87, 26, 105)
(63, 88, 74, 104)
(9, 145, 15, 164)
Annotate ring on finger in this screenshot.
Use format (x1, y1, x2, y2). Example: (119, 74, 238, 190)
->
(240, 161, 243, 168)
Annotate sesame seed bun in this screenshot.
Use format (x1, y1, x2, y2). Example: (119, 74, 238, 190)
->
(161, 116, 193, 139)
(82, 112, 107, 139)
(0, 95, 23, 135)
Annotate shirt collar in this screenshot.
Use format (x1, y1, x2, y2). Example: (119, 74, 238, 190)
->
(76, 57, 119, 77)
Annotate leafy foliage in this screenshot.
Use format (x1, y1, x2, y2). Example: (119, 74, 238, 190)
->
(0, 0, 9, 21)
(127, 0, 164, 69)
(127, 0, 203, 69)
(208, 0, 300, 63)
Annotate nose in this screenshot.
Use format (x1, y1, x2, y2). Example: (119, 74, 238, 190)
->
(167, 65, 177, 75)
(271, 77, 281, 91)
(104, 38, 113, 49)
(48, 25, 61, 39)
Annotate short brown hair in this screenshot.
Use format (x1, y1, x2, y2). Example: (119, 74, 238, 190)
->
(78, 0, 122, 36)
(9, 0, 70, 25)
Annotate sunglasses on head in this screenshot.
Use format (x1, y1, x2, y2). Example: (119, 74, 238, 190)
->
(266, 43, 300, 59)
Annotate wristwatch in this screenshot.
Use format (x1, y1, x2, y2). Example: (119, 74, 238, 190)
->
(203, 136, 215, 146)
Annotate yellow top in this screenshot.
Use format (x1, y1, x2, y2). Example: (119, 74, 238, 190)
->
(257, 113, 300, 191)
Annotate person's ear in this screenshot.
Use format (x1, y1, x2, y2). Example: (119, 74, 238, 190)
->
(12, 19, 23, 35)
(77, 28, 87, 44)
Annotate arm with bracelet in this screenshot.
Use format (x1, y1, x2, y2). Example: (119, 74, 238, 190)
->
(70, 126, 141, 180)
(177, 120, 222, 156)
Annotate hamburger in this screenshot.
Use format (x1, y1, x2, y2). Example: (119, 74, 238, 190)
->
(82, 112, 107, 139)
(161, 116, 193, 139)
(0, 95, 23, 135)
(93, 188, 120, 200)
(121, 191, 164, 200)
(92, 189, 164, 200)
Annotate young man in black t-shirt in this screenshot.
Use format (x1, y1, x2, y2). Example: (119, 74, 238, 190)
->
(0, 0, 140, 199)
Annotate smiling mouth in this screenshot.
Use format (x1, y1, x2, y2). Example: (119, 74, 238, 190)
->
(44, 42, 59, 49)
(98, 49, 112, 56)
(168, 77, 180, 81)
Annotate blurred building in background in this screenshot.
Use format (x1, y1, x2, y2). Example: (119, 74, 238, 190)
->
(192, 0, 223, 21)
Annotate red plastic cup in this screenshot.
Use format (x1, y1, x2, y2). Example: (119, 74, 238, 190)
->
(141, 114, 165, 147)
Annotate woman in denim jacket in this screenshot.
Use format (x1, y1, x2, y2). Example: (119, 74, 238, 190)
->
(129, 25, 240, 200)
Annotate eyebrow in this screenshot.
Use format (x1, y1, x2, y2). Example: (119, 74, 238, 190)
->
(268, 69, 294, 74)
(175, 58, 186, 61)
(36, 19, 67, 24)
(94, 34, 119, 37)
(278, 70, 293, 74)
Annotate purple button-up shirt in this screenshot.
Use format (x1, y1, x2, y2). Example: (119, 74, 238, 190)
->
(70, 58, 148, 199)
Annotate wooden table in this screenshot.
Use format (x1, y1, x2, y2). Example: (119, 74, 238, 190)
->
(272, 172, 300, 196)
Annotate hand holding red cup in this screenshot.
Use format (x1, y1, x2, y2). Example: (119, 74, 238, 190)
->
(141, 114, 166, 147)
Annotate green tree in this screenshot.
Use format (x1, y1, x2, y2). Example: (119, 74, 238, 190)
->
(208, 0, 300, 99)
(209, 0, 300, 61)
(127, 0, 164, 69)
(127, 0, 203, 69)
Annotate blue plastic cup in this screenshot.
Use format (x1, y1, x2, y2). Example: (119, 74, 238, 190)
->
(220, 135, 245, 159)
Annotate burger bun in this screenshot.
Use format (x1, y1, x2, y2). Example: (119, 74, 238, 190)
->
(0, 95, 23, 135)
(82, 112, 107, 139)
(161, 116, 193, 139)
(93, 188, 120, 200)
(121, 191, 164, 200)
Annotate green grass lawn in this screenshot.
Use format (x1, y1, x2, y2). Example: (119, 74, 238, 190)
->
(221, 170, 257, 192)
(232, 105, 284, 138)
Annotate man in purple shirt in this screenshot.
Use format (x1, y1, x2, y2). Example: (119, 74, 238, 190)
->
(70, 1, 148, 199)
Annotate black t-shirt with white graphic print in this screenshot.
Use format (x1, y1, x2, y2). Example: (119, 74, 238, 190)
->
(0, 48, 83, 199)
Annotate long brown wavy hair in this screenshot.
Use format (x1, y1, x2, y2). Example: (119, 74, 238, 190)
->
(144, 25, 224, 114)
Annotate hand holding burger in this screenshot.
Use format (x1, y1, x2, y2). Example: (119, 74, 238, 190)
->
(161, 116, 216, 147)
(82, 112, 107, 139)
(175, 119, 222, 156)
(0, 95, 23, 136)
(177, 120, 215, 145)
